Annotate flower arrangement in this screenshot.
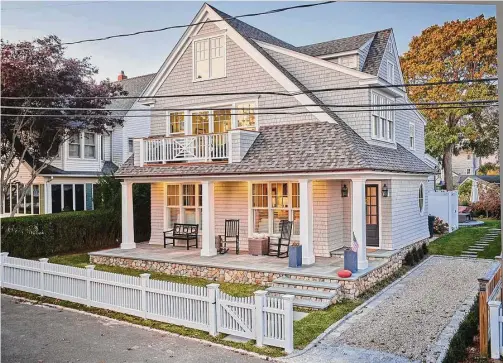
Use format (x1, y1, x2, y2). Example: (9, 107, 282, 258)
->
(291, 241, 301, 247)
(433, 217, 449, 235)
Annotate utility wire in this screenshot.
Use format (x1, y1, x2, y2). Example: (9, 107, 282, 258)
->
(2, 77, 498, 101)
(62, 1, 335, 45)
(1, 104, 497, 119)
(1, 99, 497, 113)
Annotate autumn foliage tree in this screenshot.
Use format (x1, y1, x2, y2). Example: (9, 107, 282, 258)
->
(1, 36, 126, 216)
(400, 16, 497, 190)
(472, 185, 501, 218)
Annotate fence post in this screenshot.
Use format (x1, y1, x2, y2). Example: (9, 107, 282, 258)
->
(207, 283, 220, 336)
(85, 265, 95, 306)
(489, 300, 501, 359)
(140, 273, 150, 319)
(0, 252, 9, 287)
(39, 258, 49, 297)
(254, 290, 267, 348)
(283, 294, 295, 354)
(479, 278, 489, 357)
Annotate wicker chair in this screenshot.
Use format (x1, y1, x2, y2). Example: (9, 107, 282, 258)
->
(268, 220, 293, 258)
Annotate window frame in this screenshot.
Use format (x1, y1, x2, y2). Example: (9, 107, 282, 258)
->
(166, 111, 185, 136)
(192, 33, 227, 82)
(164, 183, 203, 232)
(68, 131, 98, 160)
(68, 133, 81, 159)
(418, 183, 425, 216)
(386, 60, 395, 83)
(83, 132, 97, 160)
(2, 183, 43, 215)
(371, 91, 395, 143)
(409, 122, 416, 150)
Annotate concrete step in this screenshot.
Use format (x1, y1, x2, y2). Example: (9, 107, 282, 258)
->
(292, 298, 331, 310)
(467, 248, 485, 252)
(273, 277, 340, 290)
(267, 286, 336, 300)
(460, 255, 476, 258)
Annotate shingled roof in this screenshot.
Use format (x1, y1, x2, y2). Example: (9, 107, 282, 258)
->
(108, 73, 156, 117)
(296, 32, 376, 57)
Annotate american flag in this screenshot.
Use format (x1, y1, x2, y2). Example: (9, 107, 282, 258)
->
(352, 232, 359, 252)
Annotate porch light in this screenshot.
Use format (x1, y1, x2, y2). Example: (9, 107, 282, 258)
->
(382, 184, 389, 198)
(341, 184, 349, 198)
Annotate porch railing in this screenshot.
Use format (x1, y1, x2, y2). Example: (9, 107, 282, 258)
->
(144, 134, 228, 163)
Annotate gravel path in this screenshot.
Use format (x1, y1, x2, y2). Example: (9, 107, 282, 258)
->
(286, 256, 496, 363)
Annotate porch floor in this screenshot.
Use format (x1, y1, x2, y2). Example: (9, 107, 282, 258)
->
(89, 243, 388, 281)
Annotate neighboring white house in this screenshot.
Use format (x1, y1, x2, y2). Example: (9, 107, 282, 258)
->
(115, 3, 434, 270)
(449, 150, 500, 183)
(1, 72, 155, 217)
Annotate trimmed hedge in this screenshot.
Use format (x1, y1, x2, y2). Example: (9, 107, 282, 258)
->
(1, 210, 120, 259)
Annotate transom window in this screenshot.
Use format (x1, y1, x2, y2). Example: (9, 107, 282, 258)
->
(371, 92, 394, 143)
(251, 182, 300, 237)
(165, 184, 203, 231)
(193, 35, 226, 81)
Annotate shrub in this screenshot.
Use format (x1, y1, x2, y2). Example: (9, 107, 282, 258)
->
(422, 243, 428, 256)
(1, 210, 120, 259)
(443, 298, 479, 363)
(404, 251, 415, 266)
(417, 246, 424, 260)
(433, 217, 449, 235)
(412, 247, 420, 263)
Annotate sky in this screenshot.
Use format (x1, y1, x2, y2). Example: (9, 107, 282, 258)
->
(1, 1, 496, 81)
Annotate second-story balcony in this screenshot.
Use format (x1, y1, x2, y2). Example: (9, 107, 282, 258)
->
(143, 133, 229, 164)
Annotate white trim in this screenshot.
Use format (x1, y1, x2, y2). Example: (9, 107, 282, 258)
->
(319, 49, 359, 59)
(255, 40, 375, 80)
(191, 29, 226, 41)
(192, 33, 227, 82)
(365, 180, 383, 249)
(409, 122, 416, 150)
(386, 60, 395, 83)
(418, 182, 425, 216)
(358, 77, 406, 98)
(370, 90, 395, 144)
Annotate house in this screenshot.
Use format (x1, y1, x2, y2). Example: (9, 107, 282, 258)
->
(449, 150, 499, 184)
(1, 72, 154, 216)
(105, 2, 433, 277)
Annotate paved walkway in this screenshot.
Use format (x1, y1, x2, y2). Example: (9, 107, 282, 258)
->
(460, 228, 500, 258)
(285, 256, 496, 363)
(1, 295, 266, 363)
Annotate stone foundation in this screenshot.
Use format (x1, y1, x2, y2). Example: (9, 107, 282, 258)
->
(90, 237, 430, 300)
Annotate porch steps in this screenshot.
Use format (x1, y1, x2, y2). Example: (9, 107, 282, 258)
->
(272, 277, 341, 290)
(292, 299, 331, 310)
(266, 286, 337, 300)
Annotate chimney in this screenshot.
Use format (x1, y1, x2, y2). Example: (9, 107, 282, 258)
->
(118, 70, 127, 81)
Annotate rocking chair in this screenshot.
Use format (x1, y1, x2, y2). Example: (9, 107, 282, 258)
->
(268, 220, 293, 258)
(218, 219, 240, 254)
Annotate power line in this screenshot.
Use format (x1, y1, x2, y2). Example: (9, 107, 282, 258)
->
(1, 104, 497, 119)
(2, 77, 498, 101)
(1, 99, 497, 113)
(62, 1, 335, 45)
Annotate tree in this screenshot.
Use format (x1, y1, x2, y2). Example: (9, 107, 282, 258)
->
(472, 185, 501, 218)
(400, 16, 497, 190)
(1, 36, 126, 216)
(477, 162, 499, 176)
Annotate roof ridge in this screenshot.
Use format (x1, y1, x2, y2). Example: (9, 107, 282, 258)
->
(113, 73, 156, 83)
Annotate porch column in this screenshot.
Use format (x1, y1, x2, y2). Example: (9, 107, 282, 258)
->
(201, 180, 217, 257)
(299, 179, 315, 265)
(351, 178, 368, 270)
(121, 181, 136, 250)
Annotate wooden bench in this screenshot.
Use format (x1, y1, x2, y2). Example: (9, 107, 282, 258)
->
(164, 223, 199, 250)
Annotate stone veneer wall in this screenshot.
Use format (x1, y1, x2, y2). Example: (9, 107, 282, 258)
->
(90, 237, 429, 300)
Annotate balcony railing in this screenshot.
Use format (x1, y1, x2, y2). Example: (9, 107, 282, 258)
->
(144, 133, 228, 164)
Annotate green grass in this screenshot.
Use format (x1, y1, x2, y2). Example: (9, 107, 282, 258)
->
(48, 253, 263, 297)
(428, 219, 501, 257)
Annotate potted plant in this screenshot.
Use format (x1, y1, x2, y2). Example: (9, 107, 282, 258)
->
(288, 241, 302, 268)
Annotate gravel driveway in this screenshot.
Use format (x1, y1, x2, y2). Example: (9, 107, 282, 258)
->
(286, 256, 496, 363)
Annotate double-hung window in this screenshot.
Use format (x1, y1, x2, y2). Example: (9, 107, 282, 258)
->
(192, 111, 210, 135)
(69, 134, 81, 158)
(236, 103, 256, 129)
(409, 123, 415, 150)
(371, 92, 394, 143)
(69, 132, 97, 159)
(387, 61, 395, 83)
(84, 132, 96, 159)
(2, 183, 43, 215)
(213, 109, 232, 133)
(193, 35, 225, 81)
(169, 112, 185, 135)
(165, 184, 203, 230)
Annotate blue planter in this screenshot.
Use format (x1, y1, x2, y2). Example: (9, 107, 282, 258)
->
(288, 245, 302, 268)
(344, 249, 358, 273)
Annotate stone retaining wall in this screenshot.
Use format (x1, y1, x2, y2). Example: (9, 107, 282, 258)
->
(90, 238, 429, 300)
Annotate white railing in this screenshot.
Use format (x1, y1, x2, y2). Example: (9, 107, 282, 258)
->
(0, 253, 293, 353)
(144, 133, 228, 164)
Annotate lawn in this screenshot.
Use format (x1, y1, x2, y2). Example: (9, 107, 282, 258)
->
(428, 219, 501, 258)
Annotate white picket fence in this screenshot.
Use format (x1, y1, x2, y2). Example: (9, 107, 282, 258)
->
(0, 253, 294, 353)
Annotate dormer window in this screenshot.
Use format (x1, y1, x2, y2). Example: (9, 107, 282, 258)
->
(193, 35, 226, 81)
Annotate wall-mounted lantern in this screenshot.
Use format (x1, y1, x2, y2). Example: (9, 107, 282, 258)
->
(382, 184, 390, 197)
(341, 184, 349, 198)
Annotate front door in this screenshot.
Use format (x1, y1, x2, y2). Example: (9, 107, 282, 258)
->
(365, 185, 379, 247)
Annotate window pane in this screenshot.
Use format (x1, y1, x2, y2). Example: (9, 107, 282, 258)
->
(253, 209, 269, 233)
(170, 112, 185, 134)
(24, 185, 32, 214)
(52, 184, 62, 213)
(213, 109, 231, 133)
(198, 184, 202, 207)
(128, 138, 134, 153)
(252, 183, 268, 208)
(69, 134, 80, 158)
(192, 112, 209, 135)
(63, 184, 73, 211)
(86, 184, 93, 210)
(33, 185, 40, 214)
(184, 208, 196, 225)
(210, 36, 225, 78)
(273, 210, 289, 234)
(167, 208, 180, 229)
(271, 183, 288, 208)
(293, 210, 300, 235)
(195, 39, 209, 80)
(75, 184, 85, 211)
(373, 116, 379, 137)
(11, 184, 18, 213)
(292, 183, 300, 209)
(237, 103, 256, 129)
(167, 184, 180, 206)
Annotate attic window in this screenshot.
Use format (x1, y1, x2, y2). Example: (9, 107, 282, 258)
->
(193, 35, 226, 81)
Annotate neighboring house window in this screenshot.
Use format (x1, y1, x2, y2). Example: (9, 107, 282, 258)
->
(192, 111, 210, 135)
(466, 168, 472, 175)
(51, 183, 92, 213)
(165, 183, 202, 230)
(169, 112, 185, 135)
(418, 184, 424, 215)
(84, 132, 96, 159)
(409, 123, 415, 150)
(251, 182, 300, 236)
(371, 92, 394, 142)
(128, 138, 134, 153)
(193, 35, 225, 81)
(69, 134, 81, 158)
(467, 154, 471, 160)
(386, 61, 395, 83)
(213, 109, 232, 133)
(236, 102, 256, 129)
(2, 183, 43, 215)
(101, 136, 105, 160)
(387, 41, 393, 54)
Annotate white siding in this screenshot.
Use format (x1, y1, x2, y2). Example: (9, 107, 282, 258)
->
(121, 103, 151, 164)
(112, 126, 124, 166)
(150, 183, 165, 245)
(102, 135, 111, 161)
